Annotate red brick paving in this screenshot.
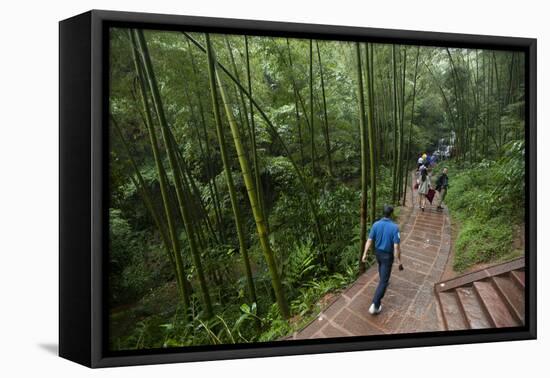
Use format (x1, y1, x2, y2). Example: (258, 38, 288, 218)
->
(289, 173, 451, 339)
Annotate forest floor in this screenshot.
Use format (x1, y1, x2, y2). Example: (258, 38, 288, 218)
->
(287, 172, 452, 338)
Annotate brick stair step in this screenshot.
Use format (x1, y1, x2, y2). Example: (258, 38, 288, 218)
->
(438, 291, 469, 330)
(492, 274, 525, 323)
(455, 286, 493, 329)
(473, 280, 520, 328)
(510, 269, 525, 289)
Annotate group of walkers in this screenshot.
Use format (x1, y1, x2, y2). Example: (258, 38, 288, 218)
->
(360, 152, 451, 316)
(416, 153, 449, 212)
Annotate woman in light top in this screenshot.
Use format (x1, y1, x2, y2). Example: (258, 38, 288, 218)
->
(417, 155, 424, 170)
(417, 165, 431, 211)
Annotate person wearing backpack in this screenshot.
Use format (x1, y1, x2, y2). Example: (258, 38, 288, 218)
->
(435, 167, 449, 210)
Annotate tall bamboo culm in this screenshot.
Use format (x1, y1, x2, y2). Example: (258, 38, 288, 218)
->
(205, 34, 290, 319)
(365, 43, 377, 230)
(128, 30, 191, 317)
(182, 33, 325, 248)
(135, 30, 213, 318)
(391, 45, 399, 205)
(403, 47, 421, 205)
(204, 34, 258, 308)
(356, 43, 368, 274)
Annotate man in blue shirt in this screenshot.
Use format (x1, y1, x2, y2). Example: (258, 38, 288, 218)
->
(361, 205, 403, 315)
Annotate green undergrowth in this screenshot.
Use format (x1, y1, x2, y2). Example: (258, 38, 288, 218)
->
(436, 141, 525, 272)
(109, 174, 389, 350)
(110, 263, 361, 349)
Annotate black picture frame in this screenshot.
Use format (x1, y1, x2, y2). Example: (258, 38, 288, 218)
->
(59, 9, 537, 368)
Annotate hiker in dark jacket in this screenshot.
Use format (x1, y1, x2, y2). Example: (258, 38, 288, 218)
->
(435, 167, 449, 210)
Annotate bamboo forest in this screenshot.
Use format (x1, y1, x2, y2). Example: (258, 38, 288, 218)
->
(108, 28, 526, 350)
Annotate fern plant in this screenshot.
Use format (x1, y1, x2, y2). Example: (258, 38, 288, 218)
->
(282, 238, 319, 293)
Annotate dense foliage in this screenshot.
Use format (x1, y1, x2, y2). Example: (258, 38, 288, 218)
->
(108, 28, 525, 349)
(441, 140, 525, 272)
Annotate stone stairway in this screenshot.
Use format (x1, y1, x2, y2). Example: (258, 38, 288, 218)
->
(435, 257, 525, 330)
(287, 176, 451, 340)
(287, 171, 525, 340)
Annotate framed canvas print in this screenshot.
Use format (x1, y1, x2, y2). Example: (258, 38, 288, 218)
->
(59, 10, 536, 368)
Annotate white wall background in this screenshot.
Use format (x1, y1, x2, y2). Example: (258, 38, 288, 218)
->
(0, 0, 546, 376)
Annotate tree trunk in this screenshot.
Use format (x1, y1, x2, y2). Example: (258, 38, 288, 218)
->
(397, 47, 407, 204)
(129, 30, 191, 317)
(286, 38, 305, 165)
(206, 34, 290, 319)
(316, 41, 333, 176)
(111, 115, 177, 273)
(356, 43, 368, 274)
(183, 32, 325, 247)
(245, 35, 268, 233)
(205, 34, 258, 308)
(185, 39, 226, 244)
(365, 43, 377, 231)
(403, 47, 420, 205)
(309, 39, 316, 176)
(391, 45, 399, 205)
(135, 29, 213, 318)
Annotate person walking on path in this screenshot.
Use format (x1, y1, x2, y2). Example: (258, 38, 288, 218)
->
(417, 154, 424, 170)
(418, 166, 431, 211)
(361, 205, 403, 315)
(435, 167, 449, 210)
(426, 153, 437, 168)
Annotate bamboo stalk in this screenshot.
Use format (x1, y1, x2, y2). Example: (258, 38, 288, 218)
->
(403, 47, 420, 205)
(309, 39, 316, 175)
(135, 29, 213, 318)
(205, 33, 258, 308)
(185, 38, 226, 243)
(206, 34, 290, 319)
(356, 43, 368, 274)
(183, 32, 325, 246)
(397, 47, 407, 203)
(316, 41, 333, 176)
(128, 30, 191, 317)
(391, 45, 399, 204)
(111, 115, 176, 271)
(365, 43, 377, 230)
(245, 35, 268, 233)
(286, 38, 305, 166)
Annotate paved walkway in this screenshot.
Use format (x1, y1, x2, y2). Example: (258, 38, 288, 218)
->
(289, 174, 452, 339)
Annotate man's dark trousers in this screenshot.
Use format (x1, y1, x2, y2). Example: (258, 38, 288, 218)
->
(373, 250, 394, 308)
